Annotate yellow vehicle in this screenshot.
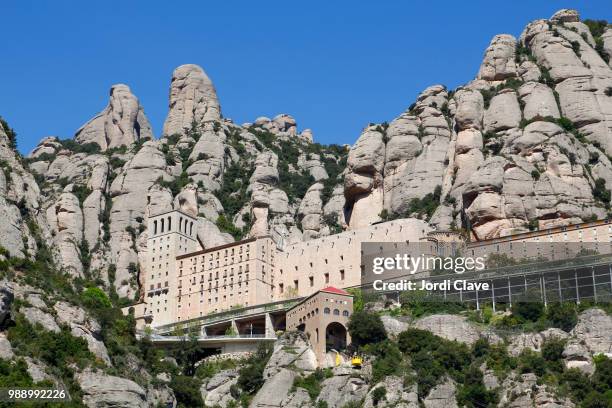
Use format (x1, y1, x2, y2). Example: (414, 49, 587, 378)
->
(351, 354, 363, 368)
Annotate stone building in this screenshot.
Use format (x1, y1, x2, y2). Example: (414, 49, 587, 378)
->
(132, 209, 612, 330)
(174, 237, 276, 321)
(142, 210, 200, 326)
(286, 287, 353, 363)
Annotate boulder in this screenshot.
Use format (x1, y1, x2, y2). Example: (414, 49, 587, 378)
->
(163, 64, 221, 136)
(264, 332, 318, 378)
(21, 307, 60, 333)
(76, 370, 148, 408)
(249, 368, 296, 408)
(317, 372, 368, 408)
(75, 84, 152, 151)
(477, 34, 518, 81)
(423, 378, 457, 408)
(363, 375, 418, 408)
(201, 369, 239, 408)
(0, 333, 14, 360)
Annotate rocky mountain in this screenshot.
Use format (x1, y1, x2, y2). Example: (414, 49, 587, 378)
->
(22, 62, 347, 298)
(345, 9, 612, 240)
(0, 7, 610, 408)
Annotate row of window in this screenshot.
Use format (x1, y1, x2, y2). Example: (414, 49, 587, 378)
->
(153, 216, 195, 236)
(278, 270, 345, 294)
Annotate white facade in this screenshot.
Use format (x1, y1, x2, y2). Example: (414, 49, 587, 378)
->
(144, 210, 200, 326)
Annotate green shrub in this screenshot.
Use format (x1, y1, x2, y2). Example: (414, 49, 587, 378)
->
(517, 349, 546, 376)
(512, 301, 544, 322)
(399, 290, 465, 317)
(218, 162, 251, 218)
(0, 117, 18, 150)
(0, 358, 35, 388)
(216, 214, 245, 241)
(81, 287, 112, 309)
(292, 369, 327, 400)
(546, 302, 578, 332)
(237, 344, 273, 395)
(562, 368, 592, 401)
(170, 375, 204, 407)
(398, 328, 439, 354)
(593, 178, 611, 206)
(371, 386, 387, 406)
(368, 340, 403, 383)
(347, 311, 387, 347)
(485, 344, 517, 376)
(405, 185, 441, 219)
(584, 19, 610, 63)
(457, 365, 498, 408)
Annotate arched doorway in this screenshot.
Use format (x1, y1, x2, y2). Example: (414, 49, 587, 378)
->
(325, 322, 347, 351)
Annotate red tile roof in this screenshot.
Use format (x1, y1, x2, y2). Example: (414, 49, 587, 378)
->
(320, 286, 351, 296)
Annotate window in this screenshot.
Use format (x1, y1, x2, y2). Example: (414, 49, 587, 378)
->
(168, 216, 172, 231)
(324, 273, 329, 284)
(333, 309, 340, 315)
(340, 269, 345, 280)
(294, 280, 299, 290)
(279, 283, 284, 293)
(153, 220, 158, 234)
(342, 310, 349, 317)
(324, 307, 330, 314)
(309, 276, 314, 287)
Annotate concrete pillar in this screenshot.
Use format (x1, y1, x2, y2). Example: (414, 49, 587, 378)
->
(592, 266, 597, 303)
(265, 313, 274, 338)
(508, 277, 512, 307)
(574, 269, 580, 304)
(541, 275, 547, 307)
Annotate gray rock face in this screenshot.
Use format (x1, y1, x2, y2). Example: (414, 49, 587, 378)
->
(0, 333, 14, 360)
(0, 122, 41, 257)
(75, 84, 153, 151)
(21, 307, 60, 333)
(484, 90, 521, 132)
(423, 378, 457, 408)
(563, 308, 612, 374)
(499, 372, 575, 408)
(508, 328, 569, 357)
(477, 34, 518, 81)
(201, 369, 239, 408)
(47, 190, 84, 277)
(317, 371, 368, 408)
(54, 301, 111, 365)
(163, 64, 221, 136)
(380, 315, 410, 337)
(363, 375, 418, 408)
(250, 368, 297, 408)
(572, 308, 612, 354)
(146, 385, 176, 408)
(76, 370, 148, 408)
(264, 332, 318, 378)
(298, 183, 325, 240)
(344, 126, 385, 229)
(413, 314, 500, 345)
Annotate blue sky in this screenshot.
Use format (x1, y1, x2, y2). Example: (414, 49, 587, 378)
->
(2, 1, 611, 154)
